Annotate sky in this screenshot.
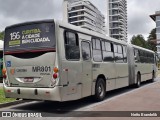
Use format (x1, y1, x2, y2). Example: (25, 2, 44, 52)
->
(0, 0, 160, 41)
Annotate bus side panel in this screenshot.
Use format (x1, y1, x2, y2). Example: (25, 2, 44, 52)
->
(115, 63, 129, 89)
(136, 64, 152, 82)
(92, 62, 116, 91)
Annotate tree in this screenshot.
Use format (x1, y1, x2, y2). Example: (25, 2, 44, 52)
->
(131, 34, 148, 49)
(0, 31, 4, 40)
(147, 28, 156, 51)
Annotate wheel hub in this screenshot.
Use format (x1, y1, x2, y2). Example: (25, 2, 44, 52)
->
(98, 84, 104, 97)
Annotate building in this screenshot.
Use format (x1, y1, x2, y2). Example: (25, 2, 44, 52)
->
(66, 0, 105, 34)
(109, 0, 127, 42)
(150, 11, 160, 56)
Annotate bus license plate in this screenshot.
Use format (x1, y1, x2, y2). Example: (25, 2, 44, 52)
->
(24, 77, 34, 83)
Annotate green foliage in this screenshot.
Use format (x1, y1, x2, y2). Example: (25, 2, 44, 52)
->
(131, 28, 157, 52)
(0, 88, 16, 103)
(131, 34, 148, 49)
(148, 28, 156, 40)
(147, 28, 157, 51)
(0, 31, 4, 40)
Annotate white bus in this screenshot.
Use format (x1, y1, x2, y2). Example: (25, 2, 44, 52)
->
(3, 20, 157, 102)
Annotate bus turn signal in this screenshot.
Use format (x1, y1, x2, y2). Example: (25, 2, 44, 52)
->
(54, 67, 59, 73)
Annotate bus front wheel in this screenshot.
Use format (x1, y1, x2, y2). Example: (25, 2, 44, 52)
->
(94, 78, 106, 102)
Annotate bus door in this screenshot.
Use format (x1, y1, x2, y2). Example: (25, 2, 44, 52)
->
(81, 41, 92, 97)
(61, 31, 82, 100)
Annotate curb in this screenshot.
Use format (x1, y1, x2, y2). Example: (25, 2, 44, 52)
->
(0, 100, 31, 108)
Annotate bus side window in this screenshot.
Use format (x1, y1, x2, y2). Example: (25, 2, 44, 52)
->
(114, 44, 123, 63)
(149, 53, 154, 64)
(139, 50, 145, 63)
(123, 46, 127, 63)
(134, 49, 140, 63)
(81, 41, 91, 61)
(152, 53, 155, 63)
(102, 41, 114, 62)
(146, 52, 150, 63)
(92, 38, 102, 62)
(64, 31, 80, 60)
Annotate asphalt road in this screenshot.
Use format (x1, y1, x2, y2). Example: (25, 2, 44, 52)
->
(0, 78, 160, 120)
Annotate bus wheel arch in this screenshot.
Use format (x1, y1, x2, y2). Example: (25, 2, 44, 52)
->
(94, 75, 106, 101)
(97, 74, 106, 84)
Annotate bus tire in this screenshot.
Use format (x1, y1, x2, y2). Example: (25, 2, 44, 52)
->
(151, 71, 155, 82)
(94, 78, 106, 102)
(136, 73, 141, 88)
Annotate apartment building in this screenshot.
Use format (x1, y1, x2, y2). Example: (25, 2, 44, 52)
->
(150, 11, 160, 56)
(109, 0, 127, 42)
(66, 0, 105, 34)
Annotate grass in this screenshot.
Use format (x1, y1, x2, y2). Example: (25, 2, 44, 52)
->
(0, 88, 16, 104)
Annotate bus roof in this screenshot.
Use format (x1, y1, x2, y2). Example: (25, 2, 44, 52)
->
(131, 44, 155, 53)
(57, 21, 155, 54)
(57, 20, 128, 46)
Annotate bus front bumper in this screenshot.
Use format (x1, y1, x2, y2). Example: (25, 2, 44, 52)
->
(3, 85, 62, 101)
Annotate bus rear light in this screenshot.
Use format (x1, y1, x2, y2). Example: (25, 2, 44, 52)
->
(54, 67, 59, 73)
(53, 73, 58, 79)
(3, 74, 7, 79)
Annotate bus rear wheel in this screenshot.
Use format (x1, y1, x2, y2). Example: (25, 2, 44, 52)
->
(136, 73, 141, 88)
(151, 71, 155, 82)
(94, 78, 106, 102)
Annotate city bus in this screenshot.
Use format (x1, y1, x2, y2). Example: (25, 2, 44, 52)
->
(0, 40, 3, 81)
(3, 19, 157, 102)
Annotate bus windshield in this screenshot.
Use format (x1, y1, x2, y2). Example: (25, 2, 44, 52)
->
(4, 21, 56, 53)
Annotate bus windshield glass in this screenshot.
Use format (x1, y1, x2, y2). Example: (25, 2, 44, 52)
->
(4, 21, 55, 53)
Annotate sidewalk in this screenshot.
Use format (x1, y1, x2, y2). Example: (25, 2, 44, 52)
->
(70, 79, 160, 120)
